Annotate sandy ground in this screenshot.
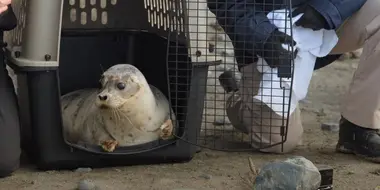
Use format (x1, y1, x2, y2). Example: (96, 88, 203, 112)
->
(1, 58, 380, 190)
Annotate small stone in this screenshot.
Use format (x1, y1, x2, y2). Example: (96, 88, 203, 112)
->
(321, 122, 340, 132)
(114, 168, 122, 172)
(370, 169, 380, 176)
(254, 156, 321, 190)
(299, 99, 311, 104)
(316, 108, 326, 117)
(46, 171, 56, 174)
(204, 152, 218, 158)
(199, 173, 212, 180)
(78, 180, 98, 190)
(75, 168, 92, 172)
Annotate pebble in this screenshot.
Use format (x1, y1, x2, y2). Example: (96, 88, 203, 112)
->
(78, 179, 99, 190)
(199, 173, 212, 180)
(299, 99, 311, 104)
(254, 156, 321, 190)
(204, 152, 218, 158)
(370, 169, 380, 176)
(75, 168, 92, 173)
(316, 108, 326, 117)
(321, 122, 340, 132)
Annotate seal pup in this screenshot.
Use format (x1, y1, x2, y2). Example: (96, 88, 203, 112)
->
(61, 64, 175, 152)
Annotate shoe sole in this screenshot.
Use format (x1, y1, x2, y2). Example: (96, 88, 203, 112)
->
(336, 145, 380, 163)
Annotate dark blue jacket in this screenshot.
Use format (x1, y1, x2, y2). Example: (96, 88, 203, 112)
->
(207, 0, 367, 68)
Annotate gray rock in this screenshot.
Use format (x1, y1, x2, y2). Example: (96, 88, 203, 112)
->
(78, 179, 100, 190)
(321, 122, 340, 132)
(199, 173, 212, 180)
(75, 168, 92, 172)
(254, 156, 321, 190)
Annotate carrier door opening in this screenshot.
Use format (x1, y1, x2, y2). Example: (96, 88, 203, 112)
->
(58, 31, 190, 154)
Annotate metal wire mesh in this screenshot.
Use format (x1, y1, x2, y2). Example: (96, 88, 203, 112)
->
(167, 0, 296, 152)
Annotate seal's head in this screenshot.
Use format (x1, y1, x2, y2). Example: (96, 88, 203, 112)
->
(95, 64, 147, 109)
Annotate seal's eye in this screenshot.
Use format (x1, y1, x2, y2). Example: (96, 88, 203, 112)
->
(116, 82, 126, 90)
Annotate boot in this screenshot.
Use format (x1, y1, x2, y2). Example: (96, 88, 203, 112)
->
(336, 117, 380, 162)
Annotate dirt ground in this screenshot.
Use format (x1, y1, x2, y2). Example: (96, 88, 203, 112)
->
(1, 58, 380, 190)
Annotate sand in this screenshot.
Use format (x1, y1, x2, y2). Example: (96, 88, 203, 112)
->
(1, 57, 380, 190)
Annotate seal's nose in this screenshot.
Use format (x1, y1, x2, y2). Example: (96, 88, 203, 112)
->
(98, 95, 108, 101)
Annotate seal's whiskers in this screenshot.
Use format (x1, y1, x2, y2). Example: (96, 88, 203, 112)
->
(115, 107, 140, 130)
(110, 109, 120, 126)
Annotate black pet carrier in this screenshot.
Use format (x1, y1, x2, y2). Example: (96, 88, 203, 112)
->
(3, 0, 296, 171)
(4, 0, 207, 170)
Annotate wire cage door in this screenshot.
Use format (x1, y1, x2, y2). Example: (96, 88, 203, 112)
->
(166, 0, 297, 152)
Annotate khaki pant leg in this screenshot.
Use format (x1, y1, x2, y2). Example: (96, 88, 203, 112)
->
(329, 0, 380, 128)
(226, 63, 303, 153)
(330, 0, 380, 54)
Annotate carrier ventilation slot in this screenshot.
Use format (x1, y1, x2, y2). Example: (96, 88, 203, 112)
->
(144, 0, 184, 34)
(68, 0, 117, 25)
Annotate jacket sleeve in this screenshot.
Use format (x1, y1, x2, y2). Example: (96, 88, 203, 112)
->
(307, 0, 367, 30)
(0, 5, 17, 31)
(207, 0, 277, 53)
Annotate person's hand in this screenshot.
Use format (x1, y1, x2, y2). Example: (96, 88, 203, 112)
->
(0, 0, 11, 14)
(261, 29, 297, 77)
(292, 4, 329, 31)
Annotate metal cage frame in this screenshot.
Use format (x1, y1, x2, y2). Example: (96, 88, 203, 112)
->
(167, 0, 296, 152)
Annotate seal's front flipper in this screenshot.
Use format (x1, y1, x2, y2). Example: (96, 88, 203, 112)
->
(160, 119, 174, 140)
(100, 140, 118, 152)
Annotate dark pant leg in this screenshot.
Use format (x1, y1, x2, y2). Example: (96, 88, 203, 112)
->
(0, 49, 21, 177)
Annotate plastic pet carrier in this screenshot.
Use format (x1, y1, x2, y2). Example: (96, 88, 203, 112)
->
(4, 0, 296, 171)
(4, 0, 212, 170)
